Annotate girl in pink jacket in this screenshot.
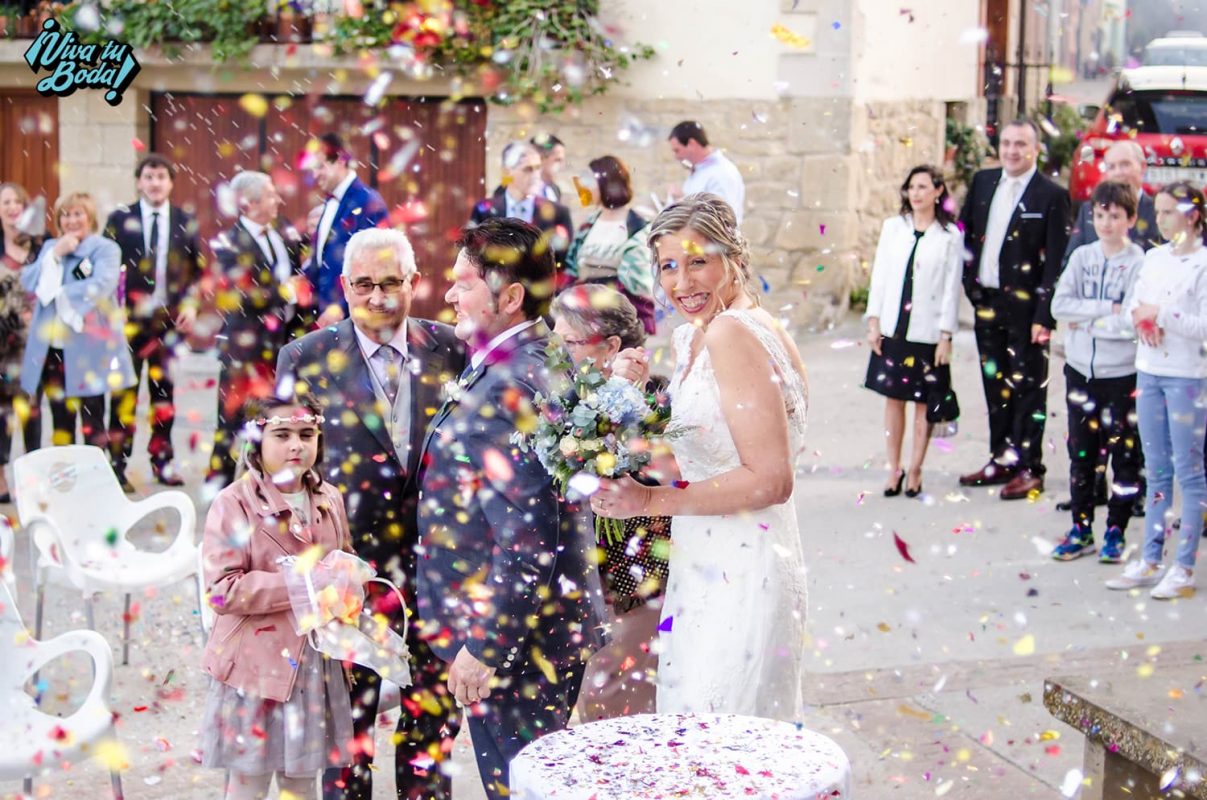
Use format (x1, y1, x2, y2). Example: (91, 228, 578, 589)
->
(199, 394, 354, 799)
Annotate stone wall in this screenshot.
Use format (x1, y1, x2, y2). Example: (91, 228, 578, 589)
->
(56, 89, 149, 211)
(489, 94, 944, 330)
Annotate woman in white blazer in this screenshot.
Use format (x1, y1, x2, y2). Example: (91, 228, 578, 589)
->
(864, 165, 963, 496)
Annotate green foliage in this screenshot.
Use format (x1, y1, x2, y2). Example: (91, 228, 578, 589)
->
(70, 0, 260, 60)
(848, 284, 869, 313)
(945, 117, 987, 191)
(65, 0, 654, 112)
(1034, 102, 1085, 173)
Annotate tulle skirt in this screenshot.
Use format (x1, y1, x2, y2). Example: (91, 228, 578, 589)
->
(199, 644, 354, 777)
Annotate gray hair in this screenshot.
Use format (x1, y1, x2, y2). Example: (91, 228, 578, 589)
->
(551, 284, 646, 349)
(647, 192, 757, 305)
(501, 141, 538, 171)
(1106, 139, 1145, 167)
(230, 170, 272, 203)
(342, 227, 418, 278)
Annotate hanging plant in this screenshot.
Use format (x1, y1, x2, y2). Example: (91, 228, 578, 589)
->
(60, 1, 654, 112)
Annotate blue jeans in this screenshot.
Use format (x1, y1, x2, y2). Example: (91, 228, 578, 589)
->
(1136, 371, 1207, 568)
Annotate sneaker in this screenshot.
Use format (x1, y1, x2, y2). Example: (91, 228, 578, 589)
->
(1099, 526, 1125, 564)
(1150, 565, 1196, 600)
(1052, 525, 1095, 561)
(1105, 559, 1164, 590)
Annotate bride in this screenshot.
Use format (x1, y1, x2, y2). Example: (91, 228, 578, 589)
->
(592, 193, 808, 722)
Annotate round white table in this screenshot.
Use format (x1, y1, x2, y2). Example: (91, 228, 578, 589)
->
(510, 713, 852, 799)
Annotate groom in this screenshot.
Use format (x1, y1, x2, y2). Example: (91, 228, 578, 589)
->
(416, 218, 607, 799)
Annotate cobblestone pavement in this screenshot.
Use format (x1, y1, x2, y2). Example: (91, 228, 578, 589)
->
(4, 311, 1204, 799)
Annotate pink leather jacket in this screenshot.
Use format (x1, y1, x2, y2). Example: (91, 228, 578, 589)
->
(200, 469, 353, 703)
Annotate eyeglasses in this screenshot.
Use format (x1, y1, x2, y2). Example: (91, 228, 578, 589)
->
(561, 335, 606, 348)
(349, 278, 406, 296)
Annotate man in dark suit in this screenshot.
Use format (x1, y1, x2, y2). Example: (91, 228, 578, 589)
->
(306, 133, 390, 330)
(205, 171, 302, 486)
(104, 153, 203, 491)
(959, 119, 1072, 499)
(1056, 139, 1159, 514)
(1065, 141, 1160, 259)
(471, 141, 574, 273)
(416, 218, 606, 800)
(277, 228, 465, 800)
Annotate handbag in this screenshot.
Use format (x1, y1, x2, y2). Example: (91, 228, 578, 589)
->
(925, 364, 960, 436)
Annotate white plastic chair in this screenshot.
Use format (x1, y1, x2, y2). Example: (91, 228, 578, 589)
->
(0, 543, 123, 797)
(13, 445, 199, 665)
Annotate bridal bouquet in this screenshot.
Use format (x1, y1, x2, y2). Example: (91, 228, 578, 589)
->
(512, 343, 672, 544)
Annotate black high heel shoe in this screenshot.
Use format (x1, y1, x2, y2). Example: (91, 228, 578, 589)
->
(884, 471, 905, 497)
(905, 472, 923, 497)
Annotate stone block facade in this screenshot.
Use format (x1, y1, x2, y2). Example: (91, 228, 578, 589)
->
(489, 94, 945, 330)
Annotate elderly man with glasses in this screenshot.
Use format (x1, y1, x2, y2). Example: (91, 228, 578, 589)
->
(276, 227, 466, 800)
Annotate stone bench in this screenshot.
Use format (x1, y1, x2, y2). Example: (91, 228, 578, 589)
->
(1045, 667, 1207, 799)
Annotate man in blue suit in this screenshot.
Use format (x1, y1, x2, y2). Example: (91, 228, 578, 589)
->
(416, 218, 606, 800)
(306, 133, 389, 329)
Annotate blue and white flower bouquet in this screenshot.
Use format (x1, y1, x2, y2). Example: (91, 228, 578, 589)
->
(512, 343, 672, 544)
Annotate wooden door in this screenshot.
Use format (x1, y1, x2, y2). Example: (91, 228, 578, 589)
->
(150, 92, 487, 321)
(0, 90, 59, 206)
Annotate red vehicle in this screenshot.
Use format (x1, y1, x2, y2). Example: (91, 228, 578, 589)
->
(1069, 66, 1207, 202)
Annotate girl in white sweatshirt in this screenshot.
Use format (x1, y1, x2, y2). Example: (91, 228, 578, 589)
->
(1109, 181, 1207, 600)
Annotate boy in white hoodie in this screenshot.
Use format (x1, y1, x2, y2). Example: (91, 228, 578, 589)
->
(1051, 181, 1146, 562)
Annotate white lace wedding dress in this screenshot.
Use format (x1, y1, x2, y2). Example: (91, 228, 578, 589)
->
(657, 309, 809, 722)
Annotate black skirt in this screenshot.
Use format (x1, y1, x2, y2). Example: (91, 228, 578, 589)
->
(864, 337, 941, 403)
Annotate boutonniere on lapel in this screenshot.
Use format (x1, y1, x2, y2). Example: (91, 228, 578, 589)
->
(442, 374, 470, 406)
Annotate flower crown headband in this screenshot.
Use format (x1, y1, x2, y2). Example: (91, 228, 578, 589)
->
(254, 413, 325, 426)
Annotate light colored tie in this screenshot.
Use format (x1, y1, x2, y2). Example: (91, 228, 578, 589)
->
(376, 345, 401, 405)
(980, 178, 1022, 288)
(1005, 178, 1021, 213)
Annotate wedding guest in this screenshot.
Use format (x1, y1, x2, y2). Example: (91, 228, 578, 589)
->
(470, 141, 574, 271)
(1055, 140, 1160, 514)
(563, 156, 657, 334)
(0, 181, 43, 501)
(667, 121, 746, 223)
(104, 153, 203, 491)
(306, 133, 389, 329)
(200, 393, 354, 800)
(958, 119, 1071, 499)
(19, 192, 134, 452)
(1108, 182, 1207, 600)
(277, 228, 465, 800)
(206, 171, 302, 487)
(532, 133, 567, 203)
(551, 283, 669, 720)
(1049, 180, 1145, 563)
(863, 165, 962, 497)
(494, 134, 567, 204)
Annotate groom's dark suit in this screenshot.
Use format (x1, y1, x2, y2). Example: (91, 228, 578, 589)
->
(416, 319, 607, 800)
(277, 317, 466, 800)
